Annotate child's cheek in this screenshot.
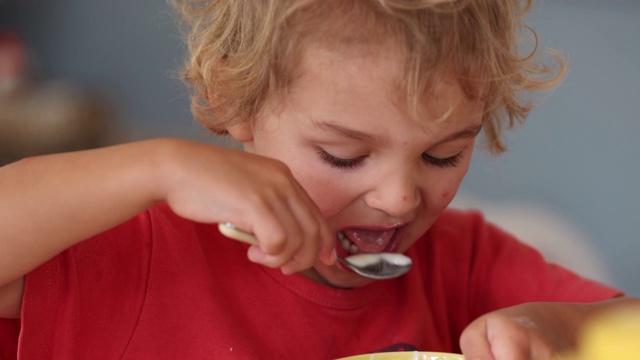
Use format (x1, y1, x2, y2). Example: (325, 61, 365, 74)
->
(439, 187, 460, 206)
(441, 189, 451, 200)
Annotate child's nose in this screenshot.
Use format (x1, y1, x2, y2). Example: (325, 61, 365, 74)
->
(363, 170, 421, 218)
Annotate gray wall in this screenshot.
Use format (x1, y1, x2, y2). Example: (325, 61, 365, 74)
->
(0, 0, 206, 140)
(461, 1, 640, 296)
(2, 0, 639, 295)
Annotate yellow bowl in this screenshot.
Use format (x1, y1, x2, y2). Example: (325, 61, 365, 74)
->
(337, 351, 464, 360)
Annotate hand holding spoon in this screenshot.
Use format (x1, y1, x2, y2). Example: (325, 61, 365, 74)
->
(218, 222, 412, 279)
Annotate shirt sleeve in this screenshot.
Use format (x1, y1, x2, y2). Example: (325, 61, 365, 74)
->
(18, 210, 153, 359)
(0, 318, 19, 360)
(461, 210, 622, 318)
(421, 209, 623, 336)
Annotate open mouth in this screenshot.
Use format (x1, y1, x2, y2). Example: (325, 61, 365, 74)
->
(337, 227, 401, 256)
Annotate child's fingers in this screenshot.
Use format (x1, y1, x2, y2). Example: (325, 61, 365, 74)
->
(288, 181, 336, 267)
(460, 311, 551, 360)
(252, 224, 320, 272)
(243, 205, 311, 269)
(250, 211, 330, 272)
(262, 183, 332, 269)
(460, 317, 495, 360)
(216, 158, 333, 273)
(317, 224, 337, 266)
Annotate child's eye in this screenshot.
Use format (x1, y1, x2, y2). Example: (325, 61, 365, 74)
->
(317, 148, 366, 170)
(421, 152, 463, 168)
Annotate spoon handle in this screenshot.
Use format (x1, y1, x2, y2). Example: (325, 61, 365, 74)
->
(218, 222, 258, 245)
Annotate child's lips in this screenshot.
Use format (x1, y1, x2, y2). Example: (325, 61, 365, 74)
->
(338, 227, 403, 255)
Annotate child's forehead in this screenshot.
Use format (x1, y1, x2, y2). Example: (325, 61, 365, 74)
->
(287, 42, 484, 128)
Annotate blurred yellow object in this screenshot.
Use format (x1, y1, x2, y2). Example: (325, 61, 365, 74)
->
(580, 306, 640, 359)
(556, 305, 640, 360)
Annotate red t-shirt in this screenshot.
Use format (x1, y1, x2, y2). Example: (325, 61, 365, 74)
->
(1, 205, 621, 359)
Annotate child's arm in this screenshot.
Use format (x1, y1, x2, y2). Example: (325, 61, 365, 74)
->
(459, 297, 640, 359)
(0, 139, 335, 317)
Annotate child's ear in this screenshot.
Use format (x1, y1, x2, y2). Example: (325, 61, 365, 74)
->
(227, 122, 253, 142)
(207, 88, 254, 142)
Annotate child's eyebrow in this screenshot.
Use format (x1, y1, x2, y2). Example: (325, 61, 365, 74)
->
(312, 119, 482, 144)
(313, 120, 380, 142)
(439, 124, 483, 143)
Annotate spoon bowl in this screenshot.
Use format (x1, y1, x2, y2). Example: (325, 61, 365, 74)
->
(218, 222, 412, 279)
(337, 253, 412, 279)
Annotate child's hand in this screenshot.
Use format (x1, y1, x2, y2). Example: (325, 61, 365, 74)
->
(158, 139, 336, 275)
(459, 302, 582, 360)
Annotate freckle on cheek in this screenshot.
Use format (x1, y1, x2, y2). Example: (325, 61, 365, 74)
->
(441, 191, 450, 199)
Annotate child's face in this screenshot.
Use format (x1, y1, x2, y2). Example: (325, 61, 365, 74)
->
(232, 42, 485, 288)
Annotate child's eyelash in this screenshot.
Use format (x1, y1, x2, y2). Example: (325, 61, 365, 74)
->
(421, 152, 463, 168)
(317, 148, 366, 170)
(317, 148, 461, 169)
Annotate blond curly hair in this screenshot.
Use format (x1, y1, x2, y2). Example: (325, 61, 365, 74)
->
(171, 0, 565, 153)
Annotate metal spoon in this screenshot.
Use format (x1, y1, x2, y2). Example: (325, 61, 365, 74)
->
(218, 222, 412, 279)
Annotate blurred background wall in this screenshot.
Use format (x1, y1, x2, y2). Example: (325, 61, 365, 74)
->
(1, 0, 639, 296)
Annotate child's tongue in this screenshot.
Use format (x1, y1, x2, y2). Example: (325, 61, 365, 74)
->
(342, 228, 395, 253)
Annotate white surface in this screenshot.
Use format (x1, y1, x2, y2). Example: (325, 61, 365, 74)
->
(451, 192, 613, 284)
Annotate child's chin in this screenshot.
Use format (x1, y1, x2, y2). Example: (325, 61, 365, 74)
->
(312, 264, 377, 289)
